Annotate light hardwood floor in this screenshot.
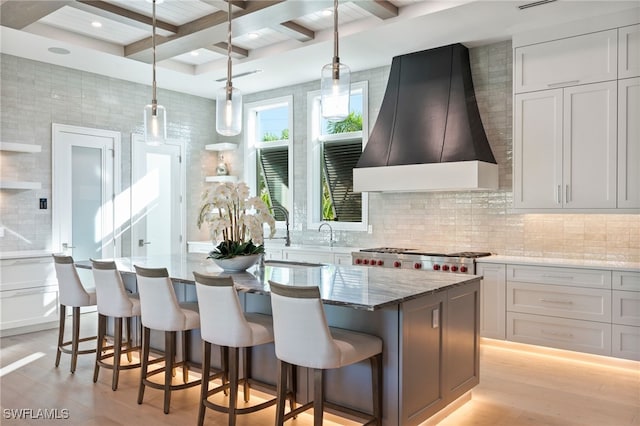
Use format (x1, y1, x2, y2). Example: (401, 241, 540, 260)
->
(1, 315, 639, 426)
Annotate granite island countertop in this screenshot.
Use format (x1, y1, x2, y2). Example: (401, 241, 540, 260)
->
(76, 254, 480, 311)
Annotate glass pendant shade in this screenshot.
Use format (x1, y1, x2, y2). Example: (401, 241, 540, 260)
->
(143, 103, 166, 145)
(321, 61, 351, 120)
(216, 86, 242, 136)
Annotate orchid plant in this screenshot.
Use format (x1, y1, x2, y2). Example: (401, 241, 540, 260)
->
(197, 182, 276, 259)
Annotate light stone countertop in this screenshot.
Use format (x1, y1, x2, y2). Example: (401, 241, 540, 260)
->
(0, 250, 53, 260)
(477, 255, 640, 272)
(76, 254, 480, 311)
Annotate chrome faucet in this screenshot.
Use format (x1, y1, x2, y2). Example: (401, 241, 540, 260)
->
(270, 205, 291, 247)
(318, 222, 335, 247)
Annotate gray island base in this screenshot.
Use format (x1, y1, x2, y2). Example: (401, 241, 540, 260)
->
(77, 254, 481, 426)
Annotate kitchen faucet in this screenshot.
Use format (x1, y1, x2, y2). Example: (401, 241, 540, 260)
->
(318, 222, 335, 247)
(270, 205, 291, 247)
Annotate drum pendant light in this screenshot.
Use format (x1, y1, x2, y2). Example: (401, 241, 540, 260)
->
(216, 0, 242, 136)
(143, 0, 166, 145)
(320, 0, 350, 120)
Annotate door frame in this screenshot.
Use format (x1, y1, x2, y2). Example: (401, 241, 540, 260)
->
(51, 123, 122, 257)
(130, 133, 186, 257)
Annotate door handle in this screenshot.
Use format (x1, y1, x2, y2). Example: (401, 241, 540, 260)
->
(138, 239, 152, 247)
(62, 243, 76, 249)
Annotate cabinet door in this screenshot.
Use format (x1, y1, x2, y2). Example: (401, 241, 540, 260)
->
(618, 77, 640, 208)
(514, 90, 563, 208)
(563, 82, 617, 208)
(476, 263, 506, 339)
(619, 24, 640, 79)
(514, 29, 617, 93)
(283, 249, 333, 264)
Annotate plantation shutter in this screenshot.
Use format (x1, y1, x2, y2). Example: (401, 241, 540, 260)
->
(322, 141, 362, 222)
(258, 146, 288, 221)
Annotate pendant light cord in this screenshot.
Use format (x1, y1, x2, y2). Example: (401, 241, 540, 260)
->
(151, 0, 157, 111)
(226, 0, 233, 101)
(332, 0, 340, 79)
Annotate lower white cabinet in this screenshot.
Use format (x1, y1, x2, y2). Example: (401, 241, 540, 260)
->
(0, 256, 59, 334)
(283, 249, 334, 264)
(477, 263, 506, 339)
(611, 270, 640, 360)
(613, 324, 640, 361)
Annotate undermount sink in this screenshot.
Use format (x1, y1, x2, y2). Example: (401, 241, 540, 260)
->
(264, 260, 324, 268)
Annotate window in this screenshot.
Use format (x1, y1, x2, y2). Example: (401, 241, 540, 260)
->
(307, 82, 368, 231)
(245, 96, 293, 223)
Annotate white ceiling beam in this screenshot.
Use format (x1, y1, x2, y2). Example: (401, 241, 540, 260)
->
(352, 0, 398, 20)
(0, 0, 68, 29)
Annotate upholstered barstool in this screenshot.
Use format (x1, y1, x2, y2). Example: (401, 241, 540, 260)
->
(269, 280, 383, 426)
(52, 254, 98, 374)
(134, 265, 208, 414)
(193, 272, 293, 426)
(91, 259, 141, 390)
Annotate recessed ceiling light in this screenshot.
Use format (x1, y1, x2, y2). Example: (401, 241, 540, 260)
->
(322, 9, 333, 16)
(190, 50, 200, 56)
(248, 32, 259, 39)
(48, 47, 70, 55)
(91, 21, 102, 28)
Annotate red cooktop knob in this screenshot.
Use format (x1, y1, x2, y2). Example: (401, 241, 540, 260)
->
(442, 265, 450, 271)
(355, 258, 362, 265)
(433, 264, 441, 270)
(451, 265, 459, 272)
(377, 260, 384, 266)
(414, 263, 422, 269)
(460, 266, 468, 273)
(393, 261, 401, 268)
(363, 259, 370, 265)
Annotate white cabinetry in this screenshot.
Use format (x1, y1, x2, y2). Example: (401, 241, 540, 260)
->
(514, 29, 617, 94)
(612, 270, 640, 360)
(514, 82, 617, 209)
(618, 77, 640, 208)
(283, 248, 334, 264)
(619, 24, 640, 79)
(506, 265, 612, 356)
(0, 256, 59, 335)
(477, 263, 506, 339)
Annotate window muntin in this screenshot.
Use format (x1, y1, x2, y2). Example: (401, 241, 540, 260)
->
(307, 82, 368, 231)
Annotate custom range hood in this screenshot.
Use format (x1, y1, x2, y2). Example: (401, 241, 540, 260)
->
(353, 43, 498, 192)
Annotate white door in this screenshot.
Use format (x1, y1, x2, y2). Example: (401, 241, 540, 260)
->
(52, 124, 121, 262)
(131, 134, 184, 257)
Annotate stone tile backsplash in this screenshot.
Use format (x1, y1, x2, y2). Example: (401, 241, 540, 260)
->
(1, 40, 638, 263)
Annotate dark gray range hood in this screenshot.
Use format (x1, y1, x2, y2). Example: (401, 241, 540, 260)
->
(353, 43, 498, 192)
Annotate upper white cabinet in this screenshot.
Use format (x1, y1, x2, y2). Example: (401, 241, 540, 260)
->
(514, 29, 617, 94)
(514, 81, 617, 209)
(619, 24, 640, 79)
(618, 77, 640, 208)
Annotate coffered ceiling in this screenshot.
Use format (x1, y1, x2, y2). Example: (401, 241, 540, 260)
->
(1, 0, 638, 98)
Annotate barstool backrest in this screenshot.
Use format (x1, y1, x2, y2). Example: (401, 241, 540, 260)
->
(268, 280, 340, 369)
(52, 254, 93, 307)
(91, 259, 133, 317)
(134, 265, 187, 331)
(193, 272, 256, 347)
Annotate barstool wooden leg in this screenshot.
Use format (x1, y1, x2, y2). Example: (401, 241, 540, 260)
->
(70, 306, 81, 373)
(289, 363, 297, 413)
(243, 347, 251, 402)
(228, 347, 239, 426)
(112, 317, 123, 391)
(221, 346, 229, 396)
(198, 341, 212, 426)
(371, 353, 383, 425)
(313, 368, 324, 426)
(275, 360, 288, 426)
(182, 330, 190, 384)
(137, 326, 150, 405)
(55, 304, 66, 367)
(93, 314, 106, 383)
(164, 331, 176, 414)
(125, 317, 133, 363)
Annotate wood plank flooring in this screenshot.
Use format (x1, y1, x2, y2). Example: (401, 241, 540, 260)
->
(1, 314, 639, 425)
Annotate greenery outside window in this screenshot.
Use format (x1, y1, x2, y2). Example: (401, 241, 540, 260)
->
(307, 81, 368, 231)
(245, 96, 293, 224)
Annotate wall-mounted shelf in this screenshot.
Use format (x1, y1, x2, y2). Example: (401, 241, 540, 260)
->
(205, 143, 237, 151)
(0, 181, 42, 190)
(0, 142, 42, 153)
(205, 175, 237, 183)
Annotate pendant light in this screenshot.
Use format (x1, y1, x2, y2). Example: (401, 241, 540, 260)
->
(320, 0, 350, 121)
(216, 0, 242, 136)
(143, 0, 166, 145)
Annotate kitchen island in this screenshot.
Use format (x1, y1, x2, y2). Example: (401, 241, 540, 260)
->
(77, 254, 481, 426)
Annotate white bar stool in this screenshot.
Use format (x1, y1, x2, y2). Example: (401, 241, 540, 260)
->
(91, 259, 142, 390)
(194, 272, 294, 426)
(52, 254, 98, 374)
(269, 280, 383, 426)
(134, 265, 206, 414)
